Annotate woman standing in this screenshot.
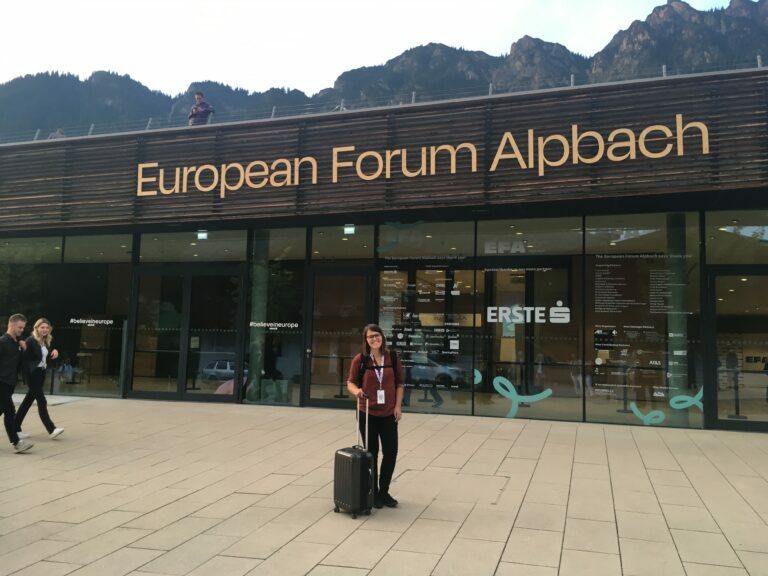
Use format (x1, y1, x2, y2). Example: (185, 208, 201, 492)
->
(347, 324, 404, 509)
(16, 318, 64, 439)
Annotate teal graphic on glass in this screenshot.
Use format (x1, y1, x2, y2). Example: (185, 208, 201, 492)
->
(492, 375, 553, 418)
(629, 402, 666, 425)
(669, 387, 703, 411)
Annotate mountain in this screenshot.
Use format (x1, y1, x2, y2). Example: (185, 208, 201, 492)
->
(0, 0, 765, 138)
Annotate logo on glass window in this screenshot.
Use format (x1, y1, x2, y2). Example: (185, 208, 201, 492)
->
(486, 301, 570, 324)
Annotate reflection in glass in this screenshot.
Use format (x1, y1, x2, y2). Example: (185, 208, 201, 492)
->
(707, 210, 768, 265)
(0, 237, 62, 264)
(379, 222, 473, 259)
(132, 275, 183, 392)
(310, 274, 368, 401)
(585, 213, 701, 427)
(477, 218, 582, 256)
(474, 267, 581, 421)
(186, 276, 240, 395)
(312, 225, 373, 259)
(379, 267, 474, 415)
(246, 229, 305, 405)
(64, 235, 133, 263)
(0, 260, 129, 398)
(715, 275, 768, 422)
(140, 230, 246, 262)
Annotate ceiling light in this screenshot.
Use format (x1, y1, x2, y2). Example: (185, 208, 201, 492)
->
(740, 278, 748, 282)
(343, 224, 355, 235)
(197, 230, 208, 240)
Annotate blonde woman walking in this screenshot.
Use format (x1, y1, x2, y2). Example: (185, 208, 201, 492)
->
(16, 318, 63, 439)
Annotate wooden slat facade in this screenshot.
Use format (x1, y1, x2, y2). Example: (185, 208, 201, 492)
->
(0, 69, 766, 234)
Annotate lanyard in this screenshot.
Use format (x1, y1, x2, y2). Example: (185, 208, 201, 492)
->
(370, 353, 384, 387)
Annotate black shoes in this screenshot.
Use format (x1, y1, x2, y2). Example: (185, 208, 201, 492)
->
(374, 492, 398, 508)
(381, 492, 398, 507)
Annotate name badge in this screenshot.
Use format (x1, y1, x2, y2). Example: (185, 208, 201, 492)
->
(377, 389, 385, 404)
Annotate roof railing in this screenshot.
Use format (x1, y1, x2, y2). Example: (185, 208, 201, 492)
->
(0, 56, 763, 146)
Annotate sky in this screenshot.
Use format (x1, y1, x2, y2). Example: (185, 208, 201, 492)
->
(2, 0, 731, 97)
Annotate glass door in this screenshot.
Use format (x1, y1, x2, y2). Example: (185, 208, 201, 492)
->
(475, 264, 581, 420)
(130, 266, 245, 400)
(378, 267, 475, 415)
(307, 269, 373, 405)
(711, 272, 768, 429)
(185, 275, 242, 396)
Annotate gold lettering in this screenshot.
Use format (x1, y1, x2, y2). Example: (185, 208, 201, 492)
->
(332, 145, 355, 183)
(429, 142, 477, 175)
(293, 156, 317, 185)
(537, 134, 569, 176)
(676, 114, 709, 156)
(269, 159, 292, 187)
(528, 130, 534, 169)
(607, 129, 637, 161)
(136, 162, 158, 196)
(194, 164, 219, 193)
(220, 163, 245, 199)
(245, 160, 269, 189)
(490, 132, 527, 171)
(572, 125, 605, 164)
(401, 148, 427, 178)
(385, 149, 401, 178)
(639, 124, 674, 159)
(158, 167, 181, 195)
(356, 151, 384, 181)
(182, 165, 196, 193)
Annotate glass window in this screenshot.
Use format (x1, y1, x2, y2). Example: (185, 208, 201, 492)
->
(0, 237, 62, 264)
(585, 212, 702, 428)
(264, 228, 306, 260)
(477, 217, 583, 256)
(312, 225, 373, 259)
(473, 265, 583, 421)
(378, 266, 476, 416)
(379, 221, 473, 259)
(64, 235, 133, 263)
(714, 275, 768, 423)
(140, 230, 246, 262)
(0, 235, 130, 398)
(246, 228, 306, 405)
(706, 210, 768, 264)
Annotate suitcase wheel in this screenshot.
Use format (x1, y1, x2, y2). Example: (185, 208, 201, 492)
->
(333, 507, 339, 513)
(364, 509, 371, 515)
(352, 513, 357, 519)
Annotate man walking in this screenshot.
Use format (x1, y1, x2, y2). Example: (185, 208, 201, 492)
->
(0, 314, 32, 453)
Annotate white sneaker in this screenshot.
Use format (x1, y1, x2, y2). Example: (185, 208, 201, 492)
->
(14, 439, 33, 453)
(17, 432, 30, 439)
(50, 428, 64, 439)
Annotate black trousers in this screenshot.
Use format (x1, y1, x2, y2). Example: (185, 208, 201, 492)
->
(16, 369, 55, 434)
(358, 412, 398, 495)
(0, 383, 19, 445)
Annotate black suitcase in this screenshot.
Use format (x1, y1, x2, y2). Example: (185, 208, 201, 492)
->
(333, 397, 374, 518)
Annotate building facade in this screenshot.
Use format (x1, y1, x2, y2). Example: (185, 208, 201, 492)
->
(1, 68, 767, 431)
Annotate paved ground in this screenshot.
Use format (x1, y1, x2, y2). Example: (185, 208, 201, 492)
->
(2, 398, 768, 576)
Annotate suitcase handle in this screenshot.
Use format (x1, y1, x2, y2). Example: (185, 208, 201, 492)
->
(355, 395, 369, 450)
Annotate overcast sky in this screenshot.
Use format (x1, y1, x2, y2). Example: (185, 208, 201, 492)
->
(3, 0, 731, 96)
